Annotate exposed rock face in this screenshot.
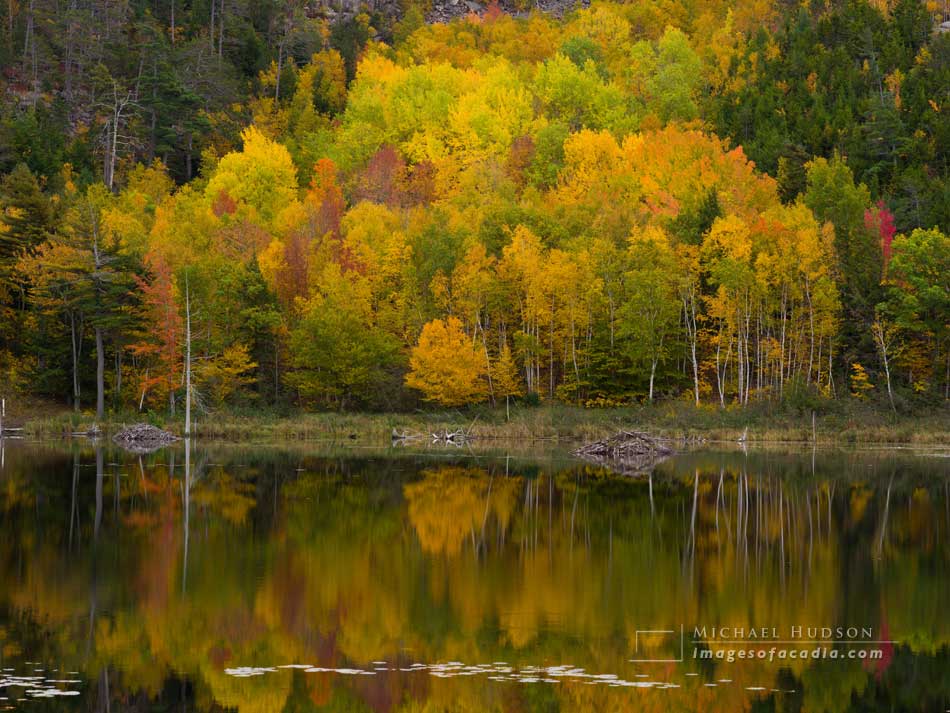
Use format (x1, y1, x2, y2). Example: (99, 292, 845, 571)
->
(310, 0, 402, 21)
(308, 0, 587, 27)
(113, 424, 180, 453)
(426, 0, 587, 24)
(573, 431, 674, 476)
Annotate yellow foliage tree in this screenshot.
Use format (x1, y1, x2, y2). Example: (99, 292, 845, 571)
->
(195, 343, 258, 407)
(204, 126, 299, 229)
(405, 317, 488, 406)
(850, 363, 874, 399)
(492, 342, 523, 420)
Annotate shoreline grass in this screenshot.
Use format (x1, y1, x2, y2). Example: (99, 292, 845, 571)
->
(8, 399, 949, 447)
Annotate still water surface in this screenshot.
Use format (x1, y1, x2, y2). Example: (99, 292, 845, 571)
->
(0, 441, 948, 712)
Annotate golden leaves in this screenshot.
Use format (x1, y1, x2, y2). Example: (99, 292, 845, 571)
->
(406, 317, 489, 406)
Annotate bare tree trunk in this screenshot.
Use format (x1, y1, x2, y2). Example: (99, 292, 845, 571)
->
(70, 312, 81, 411)
(805, 279, 815, 384)
(106, 109, 118, 190)
(715, 327, 731, 407)
(779, 287, 787, 398)
(828, 348, 836, 399)
(570, 310, 580, 397)
(477, 316, 494, 404)
(682, 289, 700, 406)
(744, 300, 752, 403)
(535, 320, 540, 391)
(113, 347, 122, 409)
(184, 274, 192, 436)
(607, 292, 615, 349)
(21, 0, 34, 82)
(737, 309, 745, 405)
(218, 0, 225, 57)
(275, 37, 285, 101)
(95, 326, 105, 419)
(715, 336, 724, 407)
(139, 368, 148, 411)
(872, 321, 896, 413)
(649, 357, 657, 403)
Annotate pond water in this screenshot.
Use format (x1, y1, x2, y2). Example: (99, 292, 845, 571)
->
(0, 440, 948, 712)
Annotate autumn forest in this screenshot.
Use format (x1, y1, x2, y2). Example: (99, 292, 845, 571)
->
(0, 0, 948, 418)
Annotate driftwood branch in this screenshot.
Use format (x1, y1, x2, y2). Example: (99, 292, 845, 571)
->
(391, 427, 474, 447)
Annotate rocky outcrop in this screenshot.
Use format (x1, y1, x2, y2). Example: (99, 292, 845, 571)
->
(308, 0, 587, 27)
(426, 0, 587, 24)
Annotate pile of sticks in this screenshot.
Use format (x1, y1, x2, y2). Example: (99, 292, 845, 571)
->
(113, 423, 180, 453)
(572, 430, 674, 475)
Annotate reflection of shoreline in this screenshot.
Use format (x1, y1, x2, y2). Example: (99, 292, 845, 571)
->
(0, 443, 947, 711)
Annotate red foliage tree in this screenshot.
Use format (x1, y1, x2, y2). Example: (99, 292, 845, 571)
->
(484, 0, 504, 21)
(130, 251, 182, 413)
(865, 200, 896, 274)
(355, 145, 407, 206)
(308, 158, 345, 240)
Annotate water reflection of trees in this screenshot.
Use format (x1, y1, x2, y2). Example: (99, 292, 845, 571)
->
(0, 444, 948, 712)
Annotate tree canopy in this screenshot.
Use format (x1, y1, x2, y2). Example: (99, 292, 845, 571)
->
(0, 0, 947, 415)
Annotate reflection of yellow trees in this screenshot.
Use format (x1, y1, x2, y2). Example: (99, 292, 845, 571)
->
(192, 468, 257, 525)
(251, 470, 422, 667)
(2, 447, 949, 713)
(406, 467, 501, 556)
(0, 627, 19, 658)
(849, 485, 873, 528)
(903, 488, 938, 546)
(397, 679, 504, 713)
(499, 544, 607, 648)
(6, 545, 86, 627)
(138, 537, 299, 713)
(203, 671, 292, 713)
(0, 468, 33, 511)
(690, 473, 841, 679)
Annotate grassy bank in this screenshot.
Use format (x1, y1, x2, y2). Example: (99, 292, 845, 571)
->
(9, 398, 949, 446)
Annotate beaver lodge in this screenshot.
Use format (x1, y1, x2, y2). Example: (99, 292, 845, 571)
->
(113, 423, 180, 453)
(572, 431, 674, 476)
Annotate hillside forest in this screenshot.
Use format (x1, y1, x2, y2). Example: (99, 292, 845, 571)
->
(0, 0, 948, 417)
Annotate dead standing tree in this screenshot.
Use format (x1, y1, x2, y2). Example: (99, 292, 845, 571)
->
(95, 73, 140, 192)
